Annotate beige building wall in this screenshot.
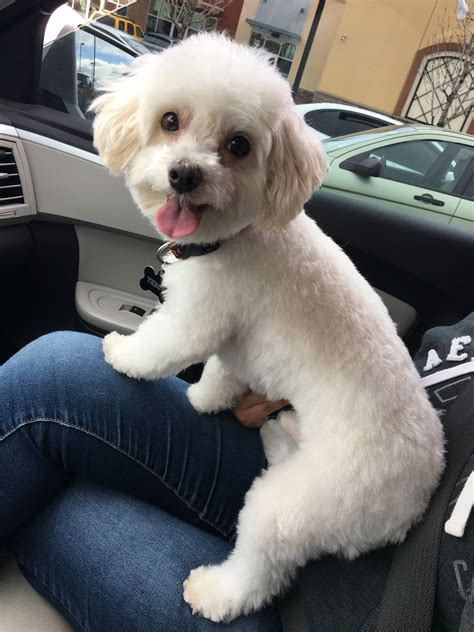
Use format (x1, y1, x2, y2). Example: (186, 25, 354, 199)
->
(318, 0, 439, 114)
(419, 0, 474, 47)
(234, 0, 471, 123)
(234, 0, 345, 91)
(234, 0, 259, 42)
(288, 0, 346, 90)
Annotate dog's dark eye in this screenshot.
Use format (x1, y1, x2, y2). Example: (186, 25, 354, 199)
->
(161, 112, 179, 132)
(227, 135, 250, 157)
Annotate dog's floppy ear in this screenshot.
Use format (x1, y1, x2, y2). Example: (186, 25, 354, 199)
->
(264, 109, 327, 228)
(90, 78, 141, 175)
(90, 58, 154, 175)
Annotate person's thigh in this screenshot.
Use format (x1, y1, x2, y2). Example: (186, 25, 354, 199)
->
(0, 331, 266, 540)
(8, 481, 281, 632)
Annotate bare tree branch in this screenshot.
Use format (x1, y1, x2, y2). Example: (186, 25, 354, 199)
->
(166, 0, 233, 40)
(408, 3, 473, 130)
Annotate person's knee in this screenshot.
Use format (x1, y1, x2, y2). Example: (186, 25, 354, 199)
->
(5, 331, 102, 387)
(31, 330, 99, 354)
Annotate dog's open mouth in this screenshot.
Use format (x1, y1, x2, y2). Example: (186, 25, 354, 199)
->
(155, 197, 209, 238)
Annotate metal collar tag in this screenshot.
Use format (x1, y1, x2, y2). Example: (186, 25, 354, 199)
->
(157, 242, 180, 265)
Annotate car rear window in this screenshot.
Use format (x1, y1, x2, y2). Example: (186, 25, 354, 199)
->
(304, 110, 339, 136)
(335, 114, 390, 137)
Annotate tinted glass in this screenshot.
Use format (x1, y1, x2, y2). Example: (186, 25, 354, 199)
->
(304, 110, 339, 137)
(343, 140, 473, 196)
(40, 26, 135, 117)
(462, 175, 474, 201)
(334, 114, 388, 137)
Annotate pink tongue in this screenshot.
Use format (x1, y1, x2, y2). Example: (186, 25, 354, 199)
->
(155, 198, 200, 237)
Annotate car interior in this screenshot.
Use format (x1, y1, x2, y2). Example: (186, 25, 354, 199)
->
(0, 1, 473, 630)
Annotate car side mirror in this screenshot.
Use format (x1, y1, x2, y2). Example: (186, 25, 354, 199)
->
(341, 156, 382, 177)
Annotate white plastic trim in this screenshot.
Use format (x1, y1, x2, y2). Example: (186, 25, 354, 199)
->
(0, 124, 18, 138)
(17, 129, 103, 166)
(75, 281, 160, 334)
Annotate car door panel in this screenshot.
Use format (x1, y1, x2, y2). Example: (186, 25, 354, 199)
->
(0, 221, 78, 363)
(452, 198, 474, 228)
(321, 182, 454, 224)
(450, 214, 473, 231)
(325, 157, 459, 222)
(75, 225, 161, 333)
(451, 172, 474, 228)
(324, 135, 474, 223)
(307, 189, 473, 347)
(0, 118, 162, 351)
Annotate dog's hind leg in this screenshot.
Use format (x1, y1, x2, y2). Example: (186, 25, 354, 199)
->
(183, 449, 324, 622)
(187, 354, 246, 414)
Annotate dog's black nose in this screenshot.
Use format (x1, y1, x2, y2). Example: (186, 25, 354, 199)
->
(168, 164, 203, 194)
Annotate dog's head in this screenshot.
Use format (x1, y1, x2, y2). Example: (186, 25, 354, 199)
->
(91, 33, 327, 243)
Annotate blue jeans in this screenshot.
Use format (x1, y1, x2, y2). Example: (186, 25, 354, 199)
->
(0, 332, 281, 631)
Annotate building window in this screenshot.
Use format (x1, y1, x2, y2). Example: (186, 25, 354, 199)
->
(404, 52, 473, 133)
(184, 13, 218, 37)
(147, 0, 221, 41)
(147, 0, 176, 38)
(249, 31, 296, 77)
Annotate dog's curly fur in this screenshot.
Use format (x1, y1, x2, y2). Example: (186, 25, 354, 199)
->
(91, 33, 445, 622)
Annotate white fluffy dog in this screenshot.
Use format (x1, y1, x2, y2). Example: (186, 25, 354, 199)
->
(91, 33, 444, 622)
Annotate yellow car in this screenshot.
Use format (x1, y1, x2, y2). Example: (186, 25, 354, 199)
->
(90, 10, 144, 41)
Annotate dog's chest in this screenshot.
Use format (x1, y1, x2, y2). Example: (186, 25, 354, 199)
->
(218, 335, 285, 399)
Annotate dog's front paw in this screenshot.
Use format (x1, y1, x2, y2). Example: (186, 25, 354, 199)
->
(102, 332, 147, 379)
(183, 565, 243, 623)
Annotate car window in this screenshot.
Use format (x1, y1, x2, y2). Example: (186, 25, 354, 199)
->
(127, 22, 134, 36)
(118, 20, 125, 32)
(98, 15, 115, 28)
(438, 148, 474, 196)
(334, 114, 389, 137)
(137, 26, 144, 38)
(305, 109, 391, 138)
(342, 140, 474, 196)
(304, 110, 339, 137)
(462, 174, 474, 201)
(40, 26, 135, 117)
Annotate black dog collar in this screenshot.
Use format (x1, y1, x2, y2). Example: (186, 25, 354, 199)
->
(157, 240, 221, 264)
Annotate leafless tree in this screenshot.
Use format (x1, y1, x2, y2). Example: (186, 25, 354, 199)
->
(167, 0, 233, 40)
(421, 4, 473, 130)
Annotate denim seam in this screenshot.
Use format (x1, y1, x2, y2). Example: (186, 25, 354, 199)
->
(201, 421, 222, 518)
(15, 560, 88, 632)
(0, 417, 231, 540)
